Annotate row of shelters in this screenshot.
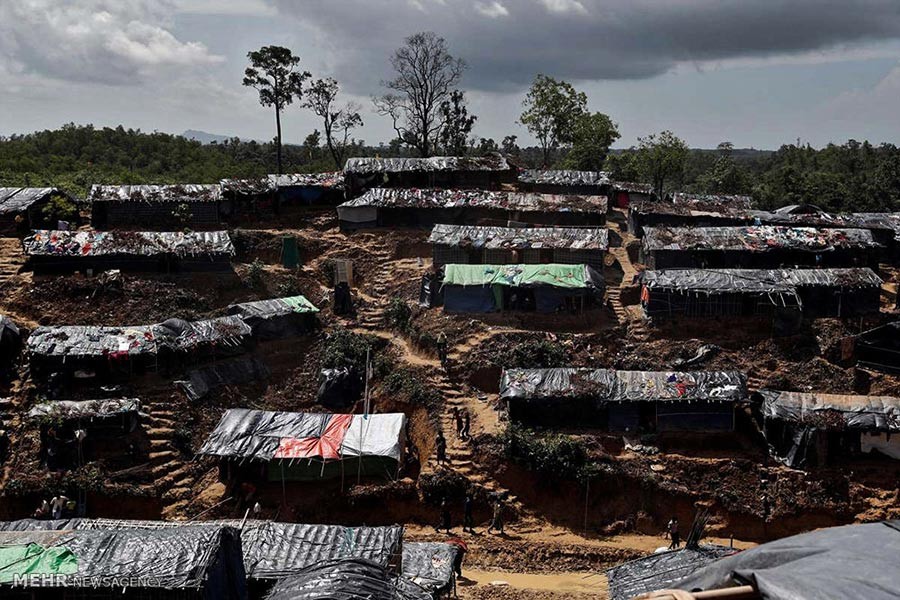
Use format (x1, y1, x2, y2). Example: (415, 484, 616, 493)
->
(498, 367, 900, 467)
(0, 517, 459, 599)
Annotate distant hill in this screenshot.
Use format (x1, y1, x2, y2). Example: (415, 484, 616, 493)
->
(182, 129, 238, 144)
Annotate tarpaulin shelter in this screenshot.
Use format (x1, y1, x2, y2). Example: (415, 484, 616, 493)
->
(23, 229, 235, 273)
(27, 315, 253, 381)
(154, 316, 253, 363)
(606, 545, 737, 600)
(266, 558, 430, 600)
(438, 263, 604, 314)
(672, 520, 900, 600)
(28, 398, 141, 471)
(672, 193, 753, 209)
(337, 188, 608, 230)
(627, 200, 754, 237)
(316, 368, 362, 411)
(517, 169, 611, 195)
(227, 295, 319, 339)
(221, 173, 345, 218)
(0, 518, 405, 582)
(429, 224, 608, 269)
(343, 155, 517, 196)
(500, 368, 745, 430)
(0, 525, 247, 599)
(611, 181, 654, 209)
(853, 321, 900, 374)
(26, 324, 160, 379)
(199, 409, 407, 482)
(178, 356, 271, 401)
(402, 541, 458, 596)
(0, 187, 72, 235)
(640, 268, 882, 321)
(0, 315, 21, 369)
(756, 389, 900, 468)
(640, 225, 880, 269)
(89, 184, 222, 229)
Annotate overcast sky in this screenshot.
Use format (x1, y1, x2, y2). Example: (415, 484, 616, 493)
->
(2, 0, 900, 149)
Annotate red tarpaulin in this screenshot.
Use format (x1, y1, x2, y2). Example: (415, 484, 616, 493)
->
(273, 414, 354, 460)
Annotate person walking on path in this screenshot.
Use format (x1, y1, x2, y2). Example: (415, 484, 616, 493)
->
(453, 407, 463, 439)
(487, 498, 504, 534)
(436, 332, 449, 371)
(666, 516, 681, 549)
(435, 431, 448, 466)
(438, 498, 452, 533)
(461, 409, 471, 440)
(463, 491, 475, 533)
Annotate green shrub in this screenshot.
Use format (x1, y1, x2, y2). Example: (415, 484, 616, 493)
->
(382, 367, 442, 409)
(40, 194, 78, 224)
(419, 469, 469, 503)
(502, 423, 589, 481)
(496, 339, 569, 369)
(384, 297, 412, 331)
(276, 279, 300, 297)
(246, 258, 265, 288)
(322, 327, 377, 372)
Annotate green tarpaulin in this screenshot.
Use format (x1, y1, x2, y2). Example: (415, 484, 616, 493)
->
(443, 263, 595, 289)
(0, 544, 78, 583)
(282, 295, 320, 313)
(281, 236, 300, 268)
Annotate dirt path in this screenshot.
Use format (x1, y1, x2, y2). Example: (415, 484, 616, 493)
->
(460, 570, 604, 597)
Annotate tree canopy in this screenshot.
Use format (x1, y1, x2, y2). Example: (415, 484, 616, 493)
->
(519, 75, 587, 166)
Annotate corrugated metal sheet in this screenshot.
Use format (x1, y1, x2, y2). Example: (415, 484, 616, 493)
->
(429, 224, 608, 250)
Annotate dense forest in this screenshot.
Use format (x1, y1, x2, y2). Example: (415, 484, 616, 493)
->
(1, 123, 900, 213)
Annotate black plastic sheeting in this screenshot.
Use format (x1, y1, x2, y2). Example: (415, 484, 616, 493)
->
(0, 187, 57, 213)
(177, 356, 270, 401)
(428, 223, 609, 250)
(402, 542, 458, 594)
(518, 169, 610, 186)
(0, 525, 247, 599)
(344, 156, 512, 174)
(758, 389, 900, 432)
(500, 368, 746, 404)
(316, 368, 362, 411)
(606, 545, 737, 600)
(0, 519, 404, 582)
(676, 521, 900, 600)
(641, 268, 882, 294)
(855, 321, 900, 374)
(266, 558, 431, 600)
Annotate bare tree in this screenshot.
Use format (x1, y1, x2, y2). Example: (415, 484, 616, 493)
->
(304, 78, 363, 169)
(374, 32, 465, 157)
(243, 46, 310, 174)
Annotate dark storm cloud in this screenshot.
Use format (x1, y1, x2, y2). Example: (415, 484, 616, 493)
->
(271, 0, 900, 92)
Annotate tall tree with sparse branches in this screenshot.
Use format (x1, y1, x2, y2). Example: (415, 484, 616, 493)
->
(243, 46, 310, 174)
(439, 90, 477, 155)
(374, 32, 466, 157)
(635, 130, 689, 199)
(304, 78, 363, 169)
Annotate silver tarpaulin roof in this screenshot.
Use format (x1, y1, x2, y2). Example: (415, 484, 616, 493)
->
(340, 188, 608, 213)
(500, 368, 747, 403)
(344, 155, 511, 174)
(23, 229, 235, 257)
(89, 184, 222, 203)
(429, 224, 609, 250)
(0, 187, 58, 214)
(642, 268, 882, 293)
(758, 389, 900, 431)
(27, 398, 141, 420)
(518, 169, 610, 186)
(642, 225, 879, 252)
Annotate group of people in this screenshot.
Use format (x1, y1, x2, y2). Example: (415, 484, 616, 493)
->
(32, 495, 72, 520)
(437, 492, 506, 536)
(452, 407, 471, 441)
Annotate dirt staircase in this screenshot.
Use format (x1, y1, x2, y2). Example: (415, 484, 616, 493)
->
(0, 238, 26, 289)
(353, 248, 395, 331)
(143, 404, 193, 506)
